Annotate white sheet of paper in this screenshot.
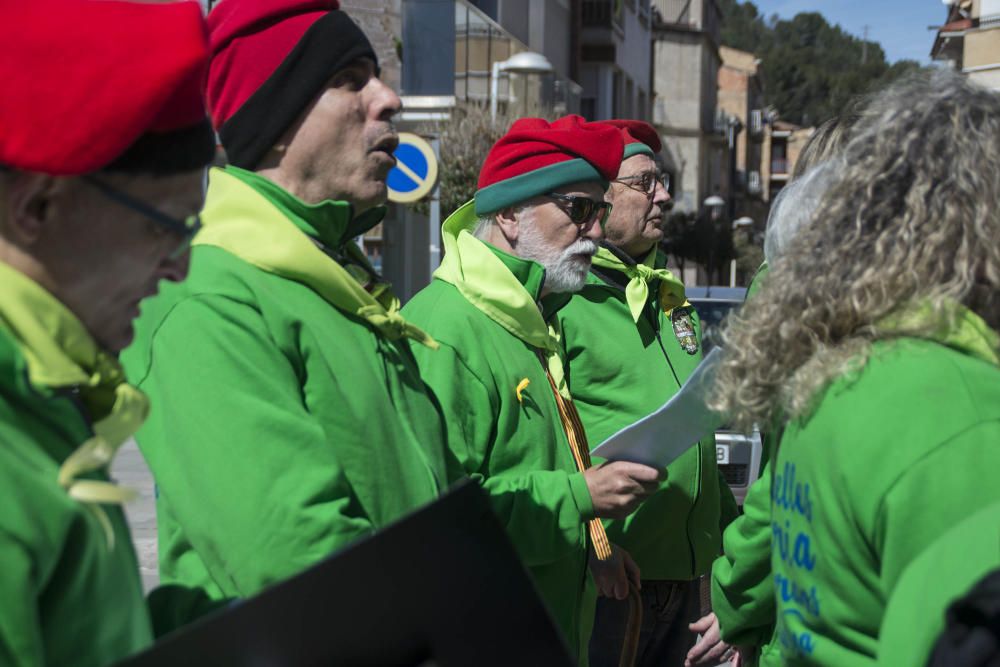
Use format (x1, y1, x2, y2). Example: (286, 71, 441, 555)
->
(590, 347, 725, 468)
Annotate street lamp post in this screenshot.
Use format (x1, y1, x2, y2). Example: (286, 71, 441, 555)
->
(703, 195, 726, 286)
(730, 216, 754, 287)
(490, 51, 555, 121)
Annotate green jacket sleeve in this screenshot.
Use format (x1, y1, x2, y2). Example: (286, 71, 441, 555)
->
(875, 421, 1000, 594)
(0, 530, 44, 667)
(134, 294, 373, 595)
(711, 464, 775, 647)
(418, 341, 594, 567)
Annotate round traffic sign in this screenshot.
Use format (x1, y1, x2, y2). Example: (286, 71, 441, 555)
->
(387, 132, 439, 204)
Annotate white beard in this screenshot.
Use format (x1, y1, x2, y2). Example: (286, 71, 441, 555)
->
(517, 219, 598, 294)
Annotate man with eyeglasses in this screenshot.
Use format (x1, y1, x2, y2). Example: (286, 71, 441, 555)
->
(556, 120, 739, 667)
(0, 1, 215, 664)
(120, 0, 451, 618)
(404, 115, 665, 664)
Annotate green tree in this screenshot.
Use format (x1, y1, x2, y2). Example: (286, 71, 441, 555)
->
(718, 0, 924, 125)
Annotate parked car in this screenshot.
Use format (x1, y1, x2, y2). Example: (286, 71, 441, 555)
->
(686, 286, 764, 507)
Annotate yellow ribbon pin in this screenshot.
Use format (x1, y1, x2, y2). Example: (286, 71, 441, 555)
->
(515, 378, 530, 403)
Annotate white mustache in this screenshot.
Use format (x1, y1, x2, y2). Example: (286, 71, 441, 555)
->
(566, 239, 599, 257)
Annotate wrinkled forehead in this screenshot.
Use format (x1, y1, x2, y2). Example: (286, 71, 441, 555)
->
(618, 153, 657, 179)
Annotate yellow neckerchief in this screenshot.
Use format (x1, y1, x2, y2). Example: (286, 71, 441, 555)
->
(590, 245, 687, 323)
(879, 300, 1000, 368)
(193, 168, 437, 349)
(433, 200, 570, 395)
(0, 261, 147, 548)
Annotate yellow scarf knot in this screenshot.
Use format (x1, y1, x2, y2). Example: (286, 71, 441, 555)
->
(57, 380, 148, 550)
(357, 304, 440, 350)
(591, 247, 687, 322)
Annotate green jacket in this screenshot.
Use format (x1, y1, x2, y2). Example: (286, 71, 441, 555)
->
(770, 312, 1000, 666)
(0, 263, 151, 666)
(877, 500, 1000, 667)
(712, 260, 780, 664)
(402, 202, 595, 662)
(557, 246, 738, 580)
(122, 167, 448, 601)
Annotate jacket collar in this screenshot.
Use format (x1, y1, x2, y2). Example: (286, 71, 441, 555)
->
(880, 301, 999, 368)
(224, 166, 385, 248)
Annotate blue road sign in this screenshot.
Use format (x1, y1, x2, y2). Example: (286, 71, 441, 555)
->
(387, 132, 438, 204)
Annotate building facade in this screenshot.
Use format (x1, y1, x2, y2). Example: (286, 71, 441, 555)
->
(932, 0, 1000, 90)
(717, 45, 768, 217)
(578, 0, 654, 120)
(650, 0, 727, 215)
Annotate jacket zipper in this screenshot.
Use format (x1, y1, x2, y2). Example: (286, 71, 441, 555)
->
(651, 304, 701, 579)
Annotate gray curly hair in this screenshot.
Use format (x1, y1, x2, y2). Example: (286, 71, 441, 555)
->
(763, 160, 840, 263)
(710, 70, 1000, 432)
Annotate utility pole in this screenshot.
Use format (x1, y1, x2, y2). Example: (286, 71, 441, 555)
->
(861, 25, 870, 64)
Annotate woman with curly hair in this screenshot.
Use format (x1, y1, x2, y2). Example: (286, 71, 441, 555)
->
(709, 70, 1000, 666)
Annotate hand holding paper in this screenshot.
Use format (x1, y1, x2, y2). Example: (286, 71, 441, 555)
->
(590, 348, 726, 468)
(584, 461, 666, 519)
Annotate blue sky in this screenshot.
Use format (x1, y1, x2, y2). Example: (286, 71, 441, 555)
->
(748, 0, 948, 63)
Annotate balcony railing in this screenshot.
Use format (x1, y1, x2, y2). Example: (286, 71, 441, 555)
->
(771, 159, 789, 175)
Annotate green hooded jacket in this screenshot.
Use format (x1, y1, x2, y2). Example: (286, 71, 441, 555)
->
(402, 201, 596, 663)
(122, 167, 448, 602)
(770, 309, 1000, 666)
(557, 246, 738, 581)
(0, 263, 151, 666)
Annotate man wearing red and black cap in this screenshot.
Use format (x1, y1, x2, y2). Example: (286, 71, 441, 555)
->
(403, 116, 665, 663)
(121, 0, 451, 611)
(0, 0, 215, 664)
(556, 120, 739, 666)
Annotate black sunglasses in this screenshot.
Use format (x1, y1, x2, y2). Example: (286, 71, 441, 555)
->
(544, 192, 612, 229)
(82, 175, 201, 259)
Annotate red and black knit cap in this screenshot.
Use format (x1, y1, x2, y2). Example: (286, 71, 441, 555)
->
(596, 119, 662, 160)
(474, 115, 625, 216)
(207, 0, 378, 169)
(0, 0, 214, 176)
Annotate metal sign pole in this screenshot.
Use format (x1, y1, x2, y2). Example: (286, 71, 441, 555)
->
(428, 137, 441, 282)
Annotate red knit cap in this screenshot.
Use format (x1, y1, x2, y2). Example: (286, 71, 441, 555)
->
(474, 115, 624, 215)
(0, 0, 211, 176)
(206, 0, 377, 169)
(207, 0, 337, 128)
(597, 119, 662, 159)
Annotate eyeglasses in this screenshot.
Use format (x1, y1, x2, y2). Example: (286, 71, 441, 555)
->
(544, 192, 612, 229)
(82, 175, 201, 259)
(613, 171, 670, 197)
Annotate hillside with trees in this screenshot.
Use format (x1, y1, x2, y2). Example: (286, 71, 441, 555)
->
(718, 0, 923, 125)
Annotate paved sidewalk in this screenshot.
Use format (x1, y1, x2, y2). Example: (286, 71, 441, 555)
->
(111, 439, 158, 593)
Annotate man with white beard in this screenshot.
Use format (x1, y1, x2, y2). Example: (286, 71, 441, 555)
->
(404, 115, 665, 664)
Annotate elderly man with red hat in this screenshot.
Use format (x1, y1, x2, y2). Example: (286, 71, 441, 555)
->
(403, 115, 665, 663)
(121, 0, 451, 609)
(0, 1, 215, 664)
(556, 120, 739, 667)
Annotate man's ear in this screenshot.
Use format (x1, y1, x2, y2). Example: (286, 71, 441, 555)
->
(494, 206, 521, 245)
(4, 173, 60, 245)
